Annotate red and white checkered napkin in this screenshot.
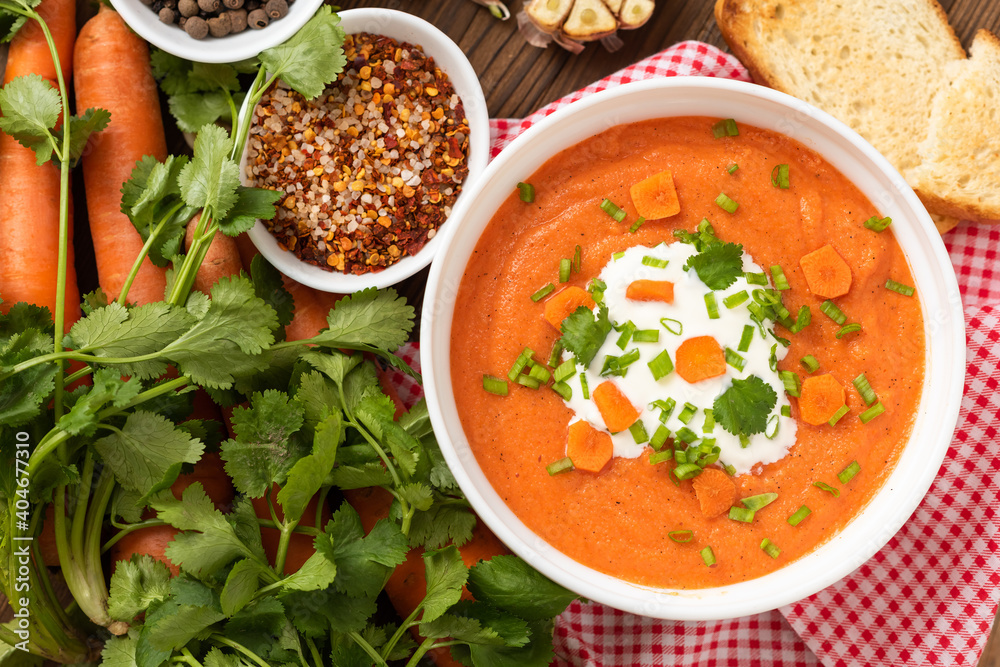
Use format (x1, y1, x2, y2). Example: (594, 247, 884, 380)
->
(390, 42, 1000, 667)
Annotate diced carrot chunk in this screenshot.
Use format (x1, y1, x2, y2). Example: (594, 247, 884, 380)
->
(592, 381, 640, 433)
(798, 373, 846, 425)
(691, 467, 737, 518)
(675, 336, 726, 383)
(799, 244, 852, 298)
(629, 169, 681, 219)
(626, 279, 674, 304)
(566, 420, 614, 473)
(542, 286, 595, 329)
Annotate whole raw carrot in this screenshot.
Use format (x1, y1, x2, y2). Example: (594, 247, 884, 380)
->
(74, 6, 168, 305)
(0, 0, 79, 330)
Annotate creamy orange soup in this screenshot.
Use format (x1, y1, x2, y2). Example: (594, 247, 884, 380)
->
(450, 117, 924, 588)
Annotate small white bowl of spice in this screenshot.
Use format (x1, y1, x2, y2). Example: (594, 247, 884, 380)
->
(240, 8, 490, 292)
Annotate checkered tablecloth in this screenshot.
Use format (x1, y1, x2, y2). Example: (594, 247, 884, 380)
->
(390, 42, 1000, 667)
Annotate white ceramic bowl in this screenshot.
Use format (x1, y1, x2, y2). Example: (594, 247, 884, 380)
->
(240, 8, 490, 292)
(421, 78, 965, 620)
(110, 0, 324, 64)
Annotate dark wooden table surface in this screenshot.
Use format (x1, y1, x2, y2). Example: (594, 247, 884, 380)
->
(333, 0, 1000, 664)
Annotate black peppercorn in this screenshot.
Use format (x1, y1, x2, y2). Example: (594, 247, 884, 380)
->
(184, 15, 209, 38)
(247, 8, 268, 28)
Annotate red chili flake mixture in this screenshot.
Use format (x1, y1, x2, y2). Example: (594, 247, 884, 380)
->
(245, 32, 470, 274)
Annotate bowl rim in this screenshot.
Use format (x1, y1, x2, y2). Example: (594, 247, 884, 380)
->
(420, 76, 966, 621)
(109, 0, 325, 64)
(240, 7, 490, 292)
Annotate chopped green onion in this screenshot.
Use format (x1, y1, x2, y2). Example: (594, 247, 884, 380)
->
(674, 462, 702, 479)
(780, 404, 791, 417)
(482, 375, 508, 396)
(516, 182, 535, 202)
(553, 360, 577, 383)
(648, 350, 674, 381)
(724, 348, 746, 372)
(741, 492, 778, 511)
(629, 420, 649, 444)
(738, 433, 751, 449)
(517, 375, 541, 390)
(853, 373, 877, 405)
(674, 449, 687, 464)
(642, 255, 669, 268)
(769, 329, 791, 347)
(601, 349, 640, 377)
(744, 272, 768, 286)
(678, 403, 697, 424)
(738, 324, 754, 353)
(629, 216, 647, 233)
(650, 425, 671, 451)
(700, 546, 717, 567)
(530, 283, 555, 303)
(728, 506, 755, 523)
(859, 402, 885, 424)
(587, 278, 606, 304)
(572, 244, 582, 273)
(800, 355, 820, 373)
(547, 341, 563, 368)
(827, 404, 850, 426)
(789, 305, 812, 334)
(723, 463, 736, 476)
(779, 370, 801, 397)
(724, 290, 750, 309)
(836, 323, 862, 339)
(705, 292, 720, 319)
(508, 348, 534, 381)
(616, 321, 636, 349)
(600, 198, 627, 223)
(760, 538, 780, 559)
(653, 397, 677, 422)
(813, 481, 840, 496)
(612, 251, 625, 261)
(559, 258, 571, 283)
(660, 317, 683, 335)
(765, 413, 780, 439)
(787, 505, 811, 526)
(715, 192, 739, 214)
(633, 329, 659, 343)
(770, 163, 790, 189)
(838, 460, 861, 484)
(770, 265, 790, 290)
(820, 300, 848, 325)
(649, 450, 673, 465)
(546, 457, 574, 475)
(528, 363, 550, 383)
(712, 118, 739, 137)
(769, 344, 778, 372)
(580, 372, 589, 400)
(675, 427, 699, 444)
(885, 279, 915, 296)
(668, 530, 694, 543)
(864, 215, 893, 232)
(551, 381, 572, 401)
(727, 163, 739, 174)
(703, 409, 715, 434)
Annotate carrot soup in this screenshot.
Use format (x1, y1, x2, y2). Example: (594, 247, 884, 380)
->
(450, 117, 924, 589)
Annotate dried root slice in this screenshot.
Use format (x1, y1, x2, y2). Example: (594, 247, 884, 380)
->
(520, 0, 655, 52)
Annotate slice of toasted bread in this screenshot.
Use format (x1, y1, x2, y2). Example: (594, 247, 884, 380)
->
(562, 0, 618, 41)
(524, 0, 575, 33)
(618, 0, 654, 29)
(911, 30, 1000, 223)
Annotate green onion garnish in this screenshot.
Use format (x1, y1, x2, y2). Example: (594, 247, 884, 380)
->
(588, 278, 606, 303)
(738, 324, 754, 353)
(787, 505, 811, 526)
(629, 420, 649, 445)
(648, 350, 674, 381)
(678, 403, 697, 424)
(650, 425, 670, 451)
(674, 462, 702, 479)
(745, 272, 768, 286)
(827, 404, 850, 426)
(729, 506, 755, 523)
(738, 433, 751, 449)
(546, 457, 574, 475)
(705, 292, 720, 319)
(653, 397, 677, 422)
(600, 198, 627, 222)
(727, 163, 739, 174)
(649, 450, 673, 465)
(769, 343, 778, 372)
(741, 493, 778, 511)
(724, 290, 750, 309)
(885, 279, 915, 296)
(781, 404, 791, 417)
(660, 317, 683, 335)
(864, 215, 893, 232)
(573, 244, 582, 273)
(528, 363, 551, 383)
(559, 258, 571, 283)
(838, 460, 860, 484)
(820, 300, 848, 325)
(789, 305, 812, 334)
(715, 192, 739, 214)
(725, 347, 746, 371)
(770, 265, 790, 290)
(668, 530, 694, 543)
(703, 409, 715, 434)
(836, 323, 862, 339)
(675, 427, 699, 444)
(674, 449, 687, 465)
(554, 360, 576, 383)
(760, 538, 780, 559)
(612, 251, 625, 261)
(813, 481, 840, 496)
(800, 355, 820, 373)
(712, 118, 739, 137)
(641, 255, 669, 269)
(629, 216, 647, 233)
(551, 381, 572, 401)
(853, 373, 877, 405)
(616, 321, 636, 349)
(765, 414, 779, 439)
(530, 283, 555, 302)
(508, 348, 534, 381)
(579, 372, 589, 400)
(700, 546, 717, 567)
(517, 375, 541, 390)
(770, 163, 790, 189)
(779, 370, 801, 397)
(724, 463, 736, 476)
(517, 182, 535, 203)
(482, 375, 508, 396)
(633, 329, 659, 343)
(547, 340, 563, 368)
(859, 402, 885, 424)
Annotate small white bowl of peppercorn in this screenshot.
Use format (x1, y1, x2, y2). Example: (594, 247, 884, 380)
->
(110, 0, 322, 63)
(239, 9, 490, 292)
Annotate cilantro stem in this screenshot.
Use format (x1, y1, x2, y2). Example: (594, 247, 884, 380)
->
(166, 212, 217, 306)
(117, 201, 187, 306)
(255, 518, 320, 536)
(101, 518, 167, 553)
(404, 637, 440, 667)
(382, 602, 424, 661)
(175, 648, 203, 667)
(210, 635, 271, 667)
(348, 631, 388, 667)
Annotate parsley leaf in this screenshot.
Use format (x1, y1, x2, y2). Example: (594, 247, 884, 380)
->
(258, 6, 347, 100)
(559, 303, 613, 368)
(685, 241, 744, 290)
(713, 375, 778, 437)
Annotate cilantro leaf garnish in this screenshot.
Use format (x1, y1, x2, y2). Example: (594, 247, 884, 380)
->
(559, 303, 613, 368)
(713, 375, 778, 437)
(107, 555, 173, 623)
(0, 73, 60, 162)
(685, 241, 744, 291)
(178, 124, 241, 219)
(467, 555, 579, 621)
